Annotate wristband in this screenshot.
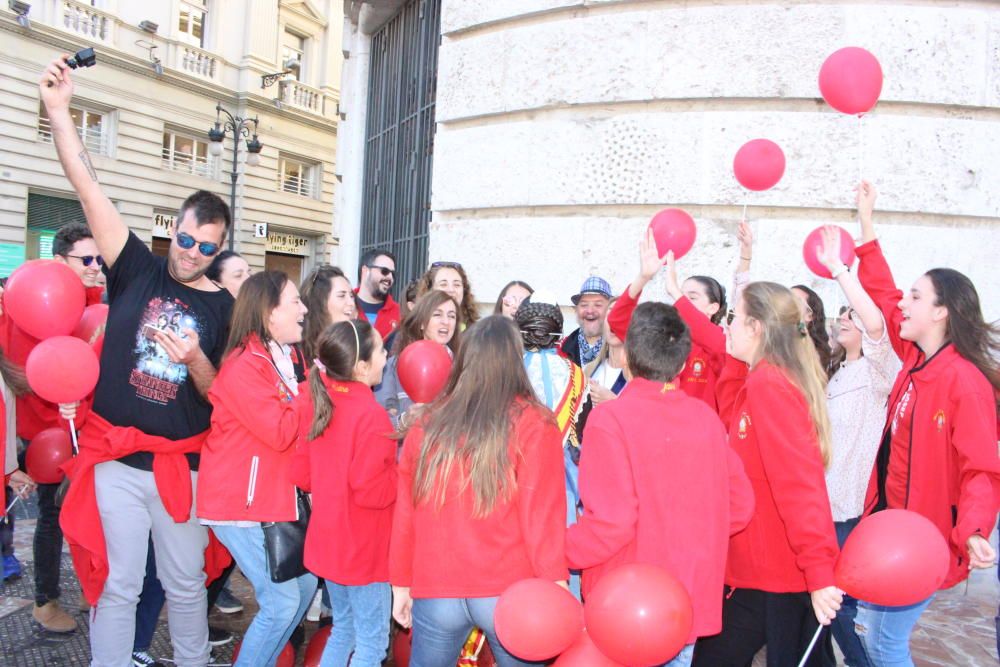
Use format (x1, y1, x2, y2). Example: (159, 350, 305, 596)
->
(830, 264, 849, 279)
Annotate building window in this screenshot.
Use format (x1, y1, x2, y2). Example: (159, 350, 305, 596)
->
(178, 1, 207, 47)
(281, 30, 305, 80)
(278, 155, 318, 198)
(26, 192, 88, 261)
(162, 130, 216, 178)
(38, 102, 110, 156)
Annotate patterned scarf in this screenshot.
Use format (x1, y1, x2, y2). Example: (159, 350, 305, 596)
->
(577, 330, 603, 366)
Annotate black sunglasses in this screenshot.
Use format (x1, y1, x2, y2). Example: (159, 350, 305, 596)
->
(175, 231, 220, 257)
(66, 254, 104, 267)
(431, 261, 463, 270)
(367, 264, 395, 277)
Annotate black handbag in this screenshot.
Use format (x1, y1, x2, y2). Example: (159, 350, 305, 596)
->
(262, 490, 311, 583)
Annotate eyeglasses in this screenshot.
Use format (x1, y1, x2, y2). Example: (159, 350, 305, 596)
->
(843, 308, 864, 329)
(175, 231, 220, 257)
(431, 261, 462, 270)
(66, 254, 104, 267)
(367, 264, 395, 277)
(726, 309, 737, 326)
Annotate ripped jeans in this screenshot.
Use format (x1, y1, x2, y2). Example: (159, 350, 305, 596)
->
(854, 595, 934, 667)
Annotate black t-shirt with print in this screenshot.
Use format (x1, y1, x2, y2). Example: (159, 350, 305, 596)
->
(92, 232, 233, 470)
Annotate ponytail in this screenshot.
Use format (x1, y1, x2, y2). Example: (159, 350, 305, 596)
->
(307, 364, 334, 441)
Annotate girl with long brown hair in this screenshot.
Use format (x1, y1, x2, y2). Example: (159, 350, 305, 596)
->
(389, 316, 568, 667)
(419, 261, 479, 329)
(375, 290, 459, 426)
(693, 281, 841, 667)
(850, 182, 999, 666)
(299, 264, 357, 362)
(291, 319, 394, 667)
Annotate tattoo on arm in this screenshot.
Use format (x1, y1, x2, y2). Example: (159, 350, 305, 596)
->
(79, 149, 97, 182)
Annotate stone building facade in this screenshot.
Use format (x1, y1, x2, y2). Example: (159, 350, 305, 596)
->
(0, 0, 342, 284)
(338, 0, 999, 320)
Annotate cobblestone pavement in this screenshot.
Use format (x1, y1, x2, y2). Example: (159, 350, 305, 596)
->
(2, 495, 997, 666)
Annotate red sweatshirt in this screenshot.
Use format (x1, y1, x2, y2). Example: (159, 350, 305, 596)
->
(607, 287, 724, 411)
(566, 378, 754, 642)
(198, 335, 300, 522)
(291, 377, 397, 585)
(389, 400, 569, 598)
(60, 414, 229, 604)
(719, 358, 839, 593)
(354, 290, 401, 341)
(856, 240, 1000, 589)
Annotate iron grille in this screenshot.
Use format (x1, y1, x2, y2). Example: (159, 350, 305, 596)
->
(359, 0, 440, 295)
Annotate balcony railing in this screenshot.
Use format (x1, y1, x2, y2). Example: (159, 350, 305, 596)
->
(279, 80, 326, 115)
(59, 0, 114, 43)
(174, 44, 219, 81)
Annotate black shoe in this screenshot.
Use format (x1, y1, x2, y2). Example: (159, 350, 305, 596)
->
(214, 588, 244, 614)
(132, 652, 165, 667)
(208, 625, 233, 646)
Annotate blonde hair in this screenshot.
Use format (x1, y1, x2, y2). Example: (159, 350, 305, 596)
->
(742, 282, 832, 466)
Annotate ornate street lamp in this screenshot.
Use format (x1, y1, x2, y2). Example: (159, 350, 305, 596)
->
(207, 104, 263, 251)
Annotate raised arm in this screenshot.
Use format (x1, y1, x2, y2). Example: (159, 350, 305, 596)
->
(607, 230, 668, 341)
(39, 56, 128, 267)
(816, 225, 884, 341)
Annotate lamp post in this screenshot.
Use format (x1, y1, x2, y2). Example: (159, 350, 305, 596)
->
(207, 104, 263, 251)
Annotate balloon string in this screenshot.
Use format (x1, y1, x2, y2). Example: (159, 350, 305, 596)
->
(857, 114, 864, 185)
(741, 200, 748, 224)
(69, 417, 79, 455)
(4, 495, 19, 523)
(797, 624, 824, 667)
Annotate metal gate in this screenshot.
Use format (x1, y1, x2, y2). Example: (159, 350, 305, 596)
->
(359, 0, 440, 295)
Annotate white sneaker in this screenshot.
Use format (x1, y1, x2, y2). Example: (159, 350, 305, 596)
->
(306, 588, 323, 622)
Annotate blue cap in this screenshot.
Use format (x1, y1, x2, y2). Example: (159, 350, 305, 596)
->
(571, 276, 612, 305)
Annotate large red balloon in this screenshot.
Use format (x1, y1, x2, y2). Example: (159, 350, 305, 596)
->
(4, 260, 86, 340)
(304, 624, 332, 667)
(802, 226, 856, 279)
(836, 509, 950, 606)
(819, 47, 883, 116)
(397, 340, 452, 404)
(73, 304, 109, 347)
(584, 564, 693, 666)
(733, 139, 786, 191)
(494, 579, 583, 661)
(648, 209, 697, 260)
(554, 630, 623, 667)
(232, 640, 294, 666)
(25, 336, 100, 404)
(393, 628, 412, 667)
(25, 428, 72, 484)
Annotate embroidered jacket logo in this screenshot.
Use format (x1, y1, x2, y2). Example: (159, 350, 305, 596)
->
(738, 413, 751, 439)
(933, 409, 946, 433)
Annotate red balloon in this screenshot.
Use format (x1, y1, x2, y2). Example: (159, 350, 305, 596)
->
(304, 624, 333, 667)
(73, 304, 109, 347)
(232, 640, 294, 666)
(802, 226, 856, 279)
(494, 578, 583, 661)
(836, 509, 950, 606)
(397, 340, 452, 404)
(733, 139, 786, 191)
(819, 47, 883, 116)
(4, 260, 86, 340)
(26, 336, 100, 404)
(25, 428, 72, 484)
(584, 564, 693, 666)
(648, 209, 697, 260)
(393, 628, 412, 667)
(554, 630, 623, 667)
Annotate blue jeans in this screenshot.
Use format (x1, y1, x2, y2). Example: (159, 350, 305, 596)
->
(663, 643, 694, 667)
(855, 595, 934, 667)
(564, 446, 581, 600)
(213, 524, 316, 667)
(411, 597, 530, 667)
(832, 519, 870, 667)
(321, 581, 390, 667)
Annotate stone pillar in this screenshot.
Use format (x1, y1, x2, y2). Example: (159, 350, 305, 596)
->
(430, 1, 1000, 318)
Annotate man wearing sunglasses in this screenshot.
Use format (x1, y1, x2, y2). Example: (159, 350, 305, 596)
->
(41, 55, 234, 667)
(0, 222, 107, 633)
(355, 248, 400, 341)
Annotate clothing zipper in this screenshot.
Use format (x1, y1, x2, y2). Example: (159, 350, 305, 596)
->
(246, 455, 259, 509)
(903, 385, 918, 508)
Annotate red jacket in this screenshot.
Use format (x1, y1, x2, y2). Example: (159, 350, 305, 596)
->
(719, 358, 839, 593)
(355, 290, 401, 341)
(608, 287, 725, 412)
(60, 414, 230, 604)
(857, 240, 1000, 589)
(1, 285, 103, 441)
(198, 336, 300, 522)
(389, 400, 568, 598)
(291, 377, 397, 585)
(566, 378, 754, 642)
